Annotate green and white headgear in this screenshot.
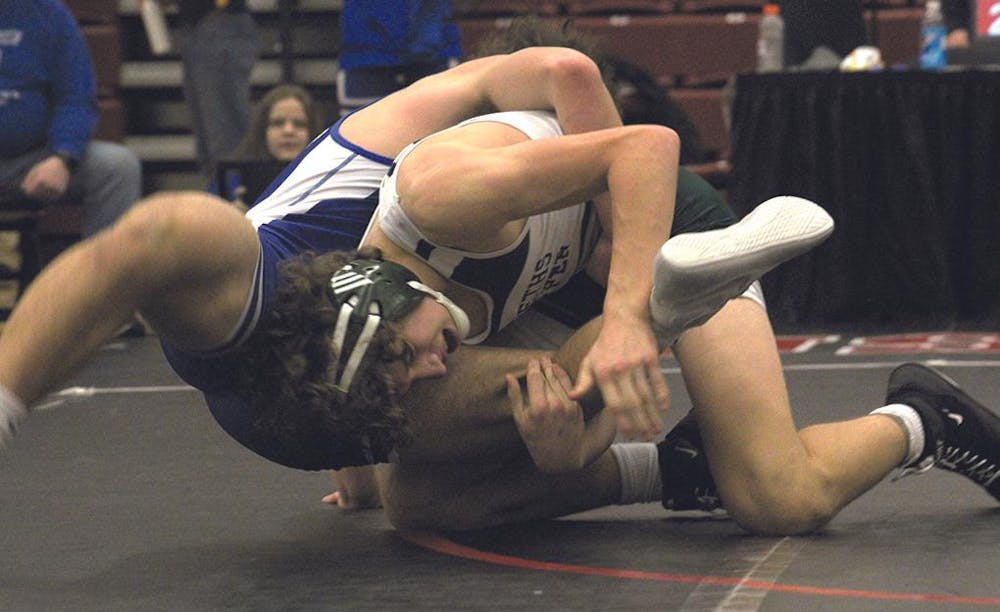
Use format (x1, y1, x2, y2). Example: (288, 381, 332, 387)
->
(329, 258, 470, 394)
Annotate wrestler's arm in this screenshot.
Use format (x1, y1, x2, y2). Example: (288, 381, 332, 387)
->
(340, 47, 621, 158)
(322, 466, 382, 510)
(399, 126, 676, 438)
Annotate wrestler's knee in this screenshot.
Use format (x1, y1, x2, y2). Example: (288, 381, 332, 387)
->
(720, 467, 838, 535)
(87, 198, 174, 280)
(96, 192, 237, 275)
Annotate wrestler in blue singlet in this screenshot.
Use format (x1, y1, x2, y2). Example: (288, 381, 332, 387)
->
(160, 111, 738, 472)
(161, 114, 395, 470)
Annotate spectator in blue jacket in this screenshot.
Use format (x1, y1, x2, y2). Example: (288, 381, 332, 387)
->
(0, 0, 141, 238)
(337, 0, 463, 115)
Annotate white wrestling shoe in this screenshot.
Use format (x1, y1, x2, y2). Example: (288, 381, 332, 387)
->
(650, 195, 834, 345)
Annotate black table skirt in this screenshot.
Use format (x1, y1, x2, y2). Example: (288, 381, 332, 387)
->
(729, 69, 1000, 332)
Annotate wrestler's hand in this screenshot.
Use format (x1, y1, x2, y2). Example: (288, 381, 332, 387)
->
(321, 466, 382, 511)
(0, 398, 27, 450)
(569, 313, 668, 440)
(508, 357, 587, 473)
(21, 156, 71, 202)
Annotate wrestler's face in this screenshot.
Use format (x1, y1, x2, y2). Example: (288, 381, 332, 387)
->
(389, 297, 461, 392)
(266, 97, 310, 162)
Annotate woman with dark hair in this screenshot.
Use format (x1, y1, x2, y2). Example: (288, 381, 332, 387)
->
(234, 84, 320, 162)
(213, 84, 322, 206)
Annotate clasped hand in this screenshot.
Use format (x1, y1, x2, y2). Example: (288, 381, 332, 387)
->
(569, 315, 669, 440)
(507, 357, 592, 473)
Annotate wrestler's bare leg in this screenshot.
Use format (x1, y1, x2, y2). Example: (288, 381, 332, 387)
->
(673, 299, 907, 534)
(0, 192, 259, 406)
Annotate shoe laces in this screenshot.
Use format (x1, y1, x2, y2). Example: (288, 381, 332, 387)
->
(939, 445, 1000, 487)
(892, 455, 936, 481)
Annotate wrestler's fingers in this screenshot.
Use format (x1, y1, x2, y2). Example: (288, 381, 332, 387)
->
(614, 367, 664, 440)
(540, 358, 575, 415)
(505, 373, 526, 417)
(547, 361, 576, 401)
(568, 357, 596, 401)
(646, 360, 671, 414)
(598, 377, 643, 438)
(632, 366, 666, 435)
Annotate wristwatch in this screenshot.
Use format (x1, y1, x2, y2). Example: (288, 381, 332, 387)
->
(54, 151, 79, 172)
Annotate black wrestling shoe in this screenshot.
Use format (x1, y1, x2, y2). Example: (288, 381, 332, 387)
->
(886, 363, 1000, 501)
(658, 411, 723, 512)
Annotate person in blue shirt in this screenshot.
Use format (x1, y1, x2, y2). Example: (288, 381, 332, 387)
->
(337, 0, 463, 115)
(0, 0, 141, 237)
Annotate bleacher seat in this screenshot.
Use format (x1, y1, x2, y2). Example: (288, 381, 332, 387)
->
(82, 24, 121, 97)
(863, 0, 912, 6)
(669, 87, 729, 159)
(564, 1, 676, 14)
(675, 0, 763, 12)
(0, 194, 45, 317)
(457, 16, 566, 57)
(63, 0, 118, 24)
(97, 98, 126, 141)
(867, 7, 922, 67)
(452, 0, 561, 16)
(572, 14, 759, 86)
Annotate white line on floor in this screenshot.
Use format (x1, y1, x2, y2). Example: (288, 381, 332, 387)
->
(662, 359, 1000, 374)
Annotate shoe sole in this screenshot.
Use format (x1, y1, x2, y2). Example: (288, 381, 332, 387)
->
(651, 196, 834, 330)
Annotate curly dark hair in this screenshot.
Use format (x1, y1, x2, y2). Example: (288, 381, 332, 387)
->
(232, 247, 414, 452)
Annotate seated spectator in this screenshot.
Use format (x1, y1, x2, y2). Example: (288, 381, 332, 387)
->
(213, 84, 322, 207)
(0, 0, 141, 238)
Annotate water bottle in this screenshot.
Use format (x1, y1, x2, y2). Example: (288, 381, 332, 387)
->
(920, 0, 947, 70)
(756, 3, 785, 73)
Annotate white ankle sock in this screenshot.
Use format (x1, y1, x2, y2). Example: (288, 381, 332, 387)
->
(610, 443, 661, 504)
(871, 403, 925, 466)
(0, 383, 28, 448)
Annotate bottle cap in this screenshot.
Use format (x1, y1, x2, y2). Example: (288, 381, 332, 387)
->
(763, 3, 780, 15)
